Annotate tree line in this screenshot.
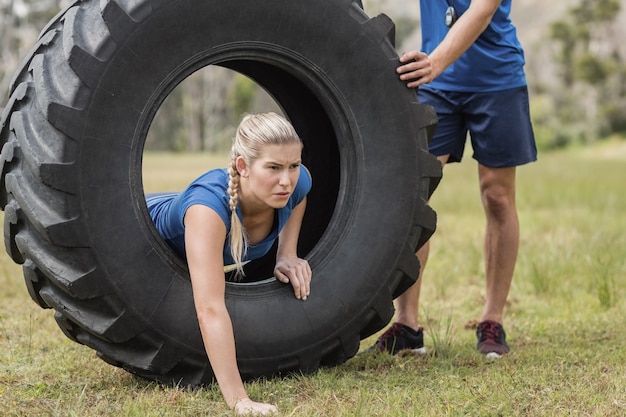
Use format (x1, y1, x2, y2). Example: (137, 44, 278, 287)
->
(535, 0, 626, 149)
(1, 0, 624, 152)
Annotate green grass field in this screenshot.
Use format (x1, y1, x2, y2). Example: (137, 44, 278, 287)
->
(1, 141, 625, 416)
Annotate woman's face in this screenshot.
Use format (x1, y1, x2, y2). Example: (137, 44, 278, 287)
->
(237, 143, 302, 210)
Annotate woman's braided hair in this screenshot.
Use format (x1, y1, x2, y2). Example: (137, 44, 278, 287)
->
(227, 112, 302, 277)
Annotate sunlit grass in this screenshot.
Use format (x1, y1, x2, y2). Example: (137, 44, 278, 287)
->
(142, 151, 229, 193)
(1, 142, 626, 416)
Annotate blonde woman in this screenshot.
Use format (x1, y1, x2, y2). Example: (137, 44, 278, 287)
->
(147, 112, 312, 415)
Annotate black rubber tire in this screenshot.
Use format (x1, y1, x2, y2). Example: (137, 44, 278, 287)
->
(0, 0, 440, 385)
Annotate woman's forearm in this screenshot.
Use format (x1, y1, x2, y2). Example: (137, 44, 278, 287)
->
(277, 197, 307, 259)
(197, 308, 248, 408)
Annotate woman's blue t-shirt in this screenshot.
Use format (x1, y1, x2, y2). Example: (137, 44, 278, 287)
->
(420, 0, 527, 92)
(146, 165, 312, 265)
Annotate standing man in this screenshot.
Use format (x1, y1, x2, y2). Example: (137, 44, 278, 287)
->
(372, 0, 537, 358)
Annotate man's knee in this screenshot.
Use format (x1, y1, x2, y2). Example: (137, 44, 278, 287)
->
(479, 166, 516, 217)
(481, 184, 516, 221)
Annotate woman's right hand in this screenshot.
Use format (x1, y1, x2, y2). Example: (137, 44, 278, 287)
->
(185, 206, 274, 415)
(234, 397, 278, 415)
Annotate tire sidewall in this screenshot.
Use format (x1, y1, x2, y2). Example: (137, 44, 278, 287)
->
(78, 0, 423, 366)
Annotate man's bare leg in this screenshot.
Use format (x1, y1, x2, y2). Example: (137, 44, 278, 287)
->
(394, 242, 428, 331)
(478, 164, 519, 325)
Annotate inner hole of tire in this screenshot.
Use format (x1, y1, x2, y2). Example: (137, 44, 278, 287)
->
(143, 63, 339, 282)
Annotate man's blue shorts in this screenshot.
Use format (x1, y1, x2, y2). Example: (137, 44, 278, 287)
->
(418, 86, 537, 168)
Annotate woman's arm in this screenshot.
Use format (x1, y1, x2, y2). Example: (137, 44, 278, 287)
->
(274, 197, 312, 300)
(184, 205, 277, 415)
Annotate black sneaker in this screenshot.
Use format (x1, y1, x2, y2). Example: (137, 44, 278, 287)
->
(368, 322, 426, 355)
(476, 320, 510, 359)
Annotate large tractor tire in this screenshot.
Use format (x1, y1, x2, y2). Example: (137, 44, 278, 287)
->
(0, 0, 440, 385)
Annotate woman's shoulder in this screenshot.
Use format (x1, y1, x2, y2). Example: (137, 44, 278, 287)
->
(299, 164, 312, 188)
(192, 167, 229, 185)
(181, 168, 228, 196)
(291, 164, 312, 204)
(181, 168, 231, 224)
(182, 168, 229, 204)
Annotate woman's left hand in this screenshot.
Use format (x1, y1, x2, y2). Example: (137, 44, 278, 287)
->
(274, 256, 311, 300)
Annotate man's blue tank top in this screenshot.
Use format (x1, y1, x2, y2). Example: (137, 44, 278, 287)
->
(146, 165, 312, 265)
(420, 0, 527, 92)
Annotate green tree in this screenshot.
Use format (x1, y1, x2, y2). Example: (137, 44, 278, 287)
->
(546, 0, 626, 146)
(0, 0, 69, 106)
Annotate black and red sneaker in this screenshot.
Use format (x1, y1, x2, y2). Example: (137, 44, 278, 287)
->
(368, 322, 427, 356)
(476, 320, 510, 358)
